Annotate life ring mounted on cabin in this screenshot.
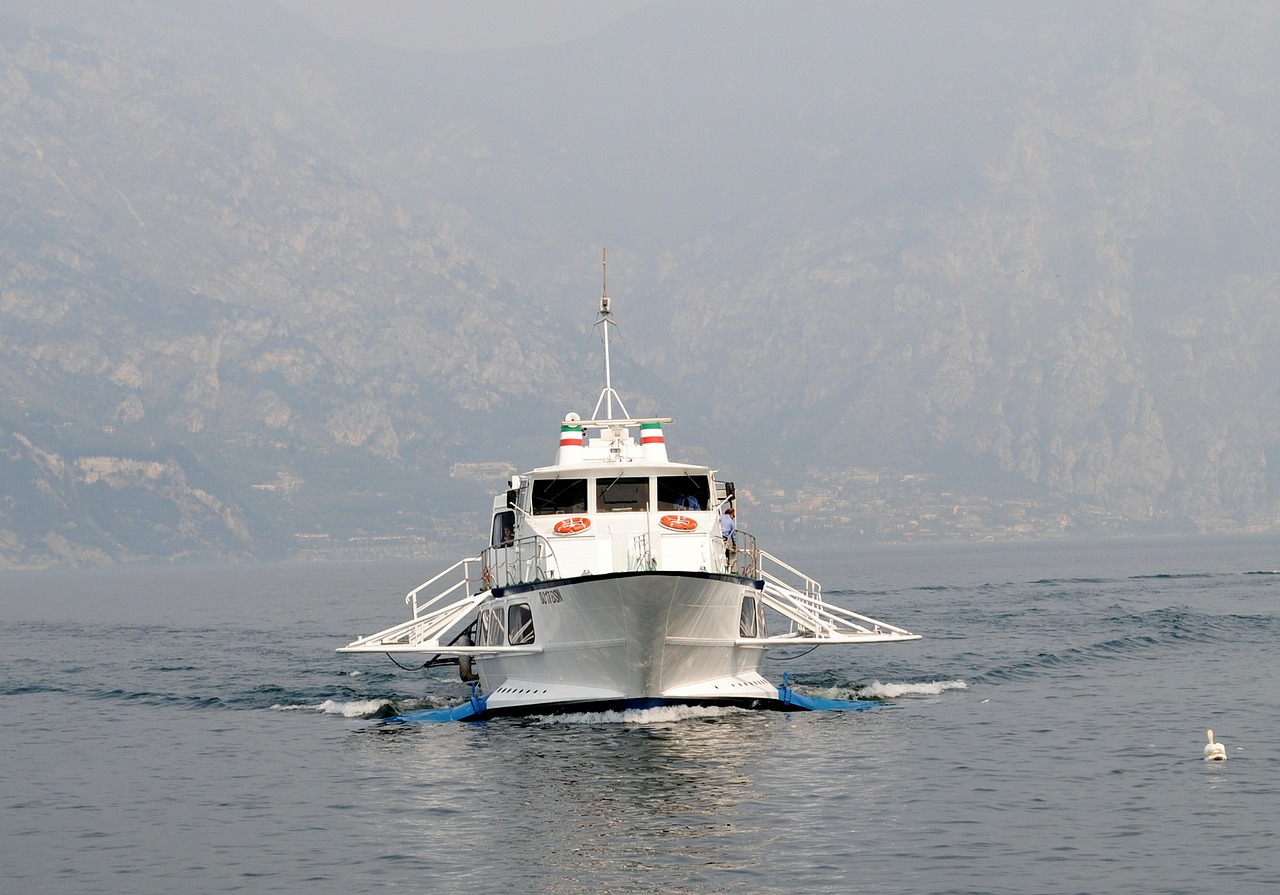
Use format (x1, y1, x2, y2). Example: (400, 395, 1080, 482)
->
(659, 514, 698, 532)
(553, 516, 592, 535)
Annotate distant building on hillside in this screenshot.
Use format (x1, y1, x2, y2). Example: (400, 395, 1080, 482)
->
(450, 461, 516, 482)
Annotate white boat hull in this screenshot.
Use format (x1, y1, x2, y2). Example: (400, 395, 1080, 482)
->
(478, 572, 776, 713)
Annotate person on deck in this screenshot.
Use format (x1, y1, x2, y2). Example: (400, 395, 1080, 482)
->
(720, 506, 737, 565)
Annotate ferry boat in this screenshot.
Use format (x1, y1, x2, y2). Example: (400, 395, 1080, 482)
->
(339, 257, 921, 720)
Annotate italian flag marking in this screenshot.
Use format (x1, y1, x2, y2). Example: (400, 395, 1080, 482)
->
(560, 424, 584, 447)
(641, 421, 665, 445)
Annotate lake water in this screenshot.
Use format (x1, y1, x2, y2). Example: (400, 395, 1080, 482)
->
(3, 536, 1278, 894)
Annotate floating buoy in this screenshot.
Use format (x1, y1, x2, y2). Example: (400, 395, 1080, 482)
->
(659, 514, 698, 531)
(1203, 728, 1227, 761)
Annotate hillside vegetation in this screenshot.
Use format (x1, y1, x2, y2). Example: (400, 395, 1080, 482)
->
(2, 0, 1279, 567)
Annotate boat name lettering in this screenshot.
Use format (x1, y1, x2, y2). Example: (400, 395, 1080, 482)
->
(539, 588, 565, 604)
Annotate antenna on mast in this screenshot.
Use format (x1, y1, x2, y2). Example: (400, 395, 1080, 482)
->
(591, 247, 628, 420)
(600, 247, 610, 315)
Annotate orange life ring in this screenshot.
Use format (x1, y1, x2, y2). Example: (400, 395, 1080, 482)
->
(553, 516, 592, 535)
(659, 514, 698, 532)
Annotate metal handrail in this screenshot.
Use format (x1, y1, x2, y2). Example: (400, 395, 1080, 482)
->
(481, 534, 556, 589)
(723, 530, 760, 577)
(753, 547, 915, 639)
(406, 556, 481, 617)
(756, 547, 821, 600)
(341, 557, 488, 651)
(630, 532, 656, 571)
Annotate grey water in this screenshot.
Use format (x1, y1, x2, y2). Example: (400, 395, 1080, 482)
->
(2, 536, 1278, 894)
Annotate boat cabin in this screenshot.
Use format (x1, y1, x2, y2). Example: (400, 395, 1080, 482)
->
(482, 415, 740, 589)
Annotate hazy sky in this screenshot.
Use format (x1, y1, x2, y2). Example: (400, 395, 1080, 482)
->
(276, 0, 656, 53)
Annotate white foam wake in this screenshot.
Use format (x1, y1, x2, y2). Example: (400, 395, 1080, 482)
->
(271, 698, 394, 718)
(855, 679, 968, 699)
(538, 705, 745, 725)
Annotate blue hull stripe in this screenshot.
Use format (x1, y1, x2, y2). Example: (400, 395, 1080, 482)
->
(386, 684, 878, 723)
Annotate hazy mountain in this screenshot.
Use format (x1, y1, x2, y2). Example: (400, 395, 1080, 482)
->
(2, 0, 1279, 567)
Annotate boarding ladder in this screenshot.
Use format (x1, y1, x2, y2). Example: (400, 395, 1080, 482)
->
(339, 536, 557, 655)
(752, 548, 920, 645)
(339, 557, 489, 653)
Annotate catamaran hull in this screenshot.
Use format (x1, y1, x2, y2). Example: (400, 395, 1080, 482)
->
(476, 571, 774, 714)
(391, 690, 880, 722)
(391, 687, 883, 722)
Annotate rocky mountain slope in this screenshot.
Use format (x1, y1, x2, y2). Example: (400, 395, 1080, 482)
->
(2, 0, 1279, 567)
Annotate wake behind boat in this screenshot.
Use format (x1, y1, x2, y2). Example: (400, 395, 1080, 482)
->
(339, 254, 921, 720)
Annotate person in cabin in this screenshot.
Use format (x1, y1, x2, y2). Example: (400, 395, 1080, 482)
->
(675, 492, 701, 510)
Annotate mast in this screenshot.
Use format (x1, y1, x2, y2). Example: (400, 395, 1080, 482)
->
(601, 248, 613, 418)
(591, 248, 629, 420)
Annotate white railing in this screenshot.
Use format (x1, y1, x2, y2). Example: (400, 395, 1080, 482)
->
(630, 533, 655, 571)
(755, 547, 916, 641)
(338, 556, 487, 652)
(723, 530, 760, 577)
(406, 556, 483, 616)
(757, 547, 821, 602)
(343, 531, 917, 654)
(481, 534, 556, 589)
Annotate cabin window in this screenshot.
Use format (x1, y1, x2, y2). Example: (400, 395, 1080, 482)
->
(739, 593, 766, 639)
(491, 510, 516, 547)
(657, 475, 710, 511)
(739, 594, 757, 638)
(507, 603, 535, 645)
(531, 478, 587, 515)
(477, 607, 506, 647)
(596, 476, 650, 512)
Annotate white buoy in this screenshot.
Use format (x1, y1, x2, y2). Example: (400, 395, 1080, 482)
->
(1203, 728, 1227, 761)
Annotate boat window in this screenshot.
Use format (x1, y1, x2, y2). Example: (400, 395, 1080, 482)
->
(739, 594, 766, 639)
(531, 478, 587, 515)
(507, 603, 535, 645)
(477, 607, 506, 647)
(596, 476, 650, 512)
(657, 475, 710, 511)
(491, 510, 516, 547)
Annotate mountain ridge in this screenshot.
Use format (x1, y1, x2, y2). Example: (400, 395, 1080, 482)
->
(3, 0, 1280, 568)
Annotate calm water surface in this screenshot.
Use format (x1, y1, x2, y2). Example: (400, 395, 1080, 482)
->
(3, 536, 1278, 894)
